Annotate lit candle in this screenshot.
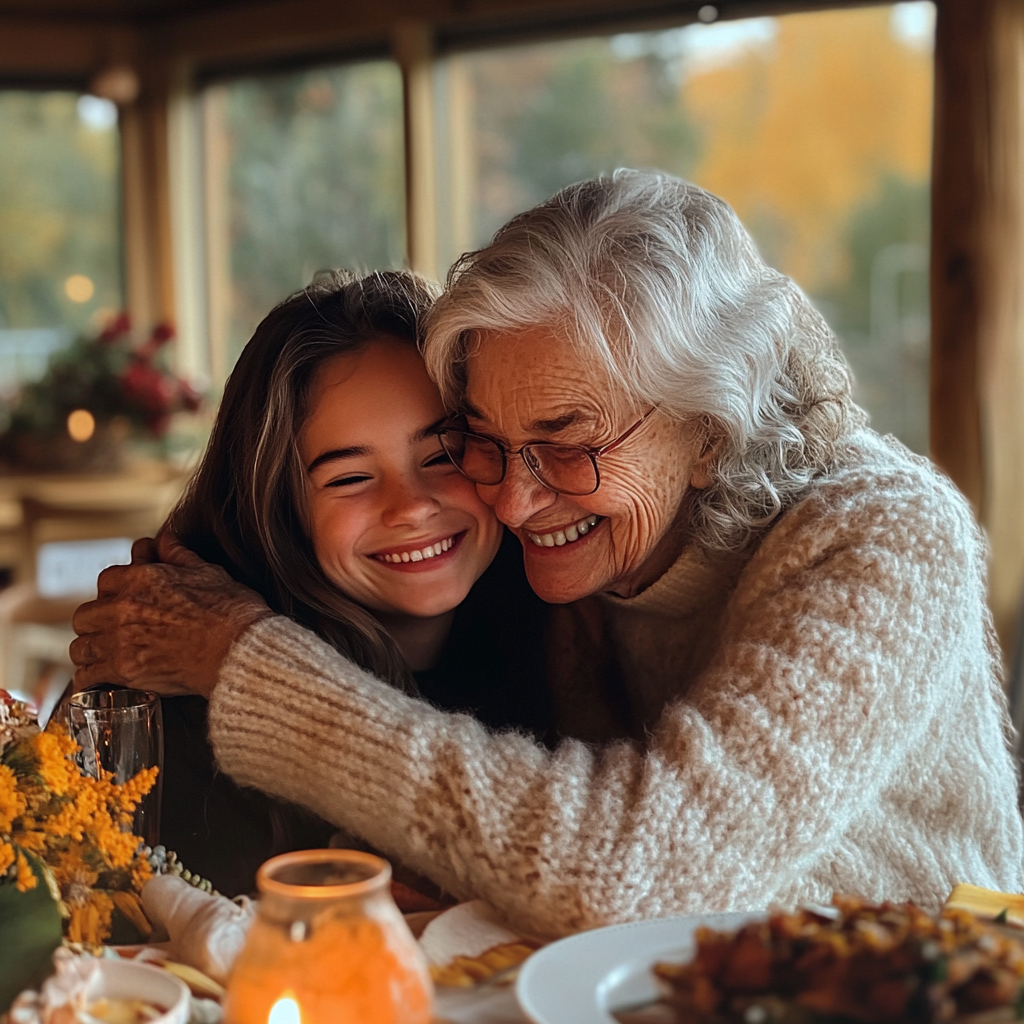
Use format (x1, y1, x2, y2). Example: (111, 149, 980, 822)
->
(268, 994, 301, 1024)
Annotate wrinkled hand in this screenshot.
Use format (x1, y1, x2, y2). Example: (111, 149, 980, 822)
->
(71, 532, 273, 699)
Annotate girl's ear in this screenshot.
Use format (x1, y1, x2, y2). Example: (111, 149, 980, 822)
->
(690, 416, 722, 490)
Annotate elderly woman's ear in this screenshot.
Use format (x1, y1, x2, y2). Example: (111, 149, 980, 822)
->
(688, 416, 722, 489)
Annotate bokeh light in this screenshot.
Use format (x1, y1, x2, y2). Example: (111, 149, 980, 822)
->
(64, 274, 95, 303)
(67, 408, 96, 442)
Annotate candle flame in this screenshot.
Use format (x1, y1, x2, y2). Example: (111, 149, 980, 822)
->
(268, 994, 301, 1024)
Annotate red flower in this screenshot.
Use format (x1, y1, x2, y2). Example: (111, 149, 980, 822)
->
(150, 323, 175, 347)
(120, 361, 177, 415)
(99, 311, 131, 343)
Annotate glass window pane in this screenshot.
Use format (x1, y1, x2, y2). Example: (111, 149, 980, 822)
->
(0, 91, 122, 394)
(203, 61, 405, 375)
(438, 3, 934, 454)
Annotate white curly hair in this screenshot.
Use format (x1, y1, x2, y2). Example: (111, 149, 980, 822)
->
(423, 169, 865, 550)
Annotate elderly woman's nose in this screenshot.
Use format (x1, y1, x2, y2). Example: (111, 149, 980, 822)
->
(380, 477, 441, 527)
(487, 459, 557, 528)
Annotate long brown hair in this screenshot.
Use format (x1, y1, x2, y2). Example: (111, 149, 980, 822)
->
(168, 269, 440, 691)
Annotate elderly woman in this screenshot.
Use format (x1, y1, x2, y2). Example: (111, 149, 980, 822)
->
(72, 170, 1024, 936)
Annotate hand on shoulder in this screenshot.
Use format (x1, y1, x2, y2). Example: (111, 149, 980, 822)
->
(70, 532, 274, 699)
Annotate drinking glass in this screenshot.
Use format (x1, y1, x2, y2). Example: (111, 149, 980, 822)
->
(64, 688, 164, 847)
(224, 849, 434, 1024)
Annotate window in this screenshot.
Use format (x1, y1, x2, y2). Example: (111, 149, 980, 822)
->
(201, 60, 406, 376)
(0, 91, 122, 395)
(435, 3, 934, 452)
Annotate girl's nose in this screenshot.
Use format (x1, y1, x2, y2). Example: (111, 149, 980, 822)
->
(380, 478, 442, 529)
(485, 457, 557, 529)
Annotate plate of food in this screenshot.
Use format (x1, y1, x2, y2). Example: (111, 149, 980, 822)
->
(516, 897, 1024, 1024)
(515, 911, 760, 1024)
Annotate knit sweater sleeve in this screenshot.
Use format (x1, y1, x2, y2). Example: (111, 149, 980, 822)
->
(207, 447, 1000, 937)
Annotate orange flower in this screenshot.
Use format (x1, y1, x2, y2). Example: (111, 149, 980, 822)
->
(3, 717, 161, 942)
(33, 731, 78, 795)
(65, 890, 114, 945)
(0, 763, 26, 833)
(14, 848, 37, 892)
(0, 839, 14, 877)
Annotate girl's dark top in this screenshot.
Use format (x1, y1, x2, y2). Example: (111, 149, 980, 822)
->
(158, 529, 553, 897)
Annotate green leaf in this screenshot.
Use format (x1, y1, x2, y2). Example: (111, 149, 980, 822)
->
(0, 851, 63, 1014)
(996, 908, 1010, 924)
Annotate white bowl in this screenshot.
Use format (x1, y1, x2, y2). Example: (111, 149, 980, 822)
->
(79, 959, 190, 1024)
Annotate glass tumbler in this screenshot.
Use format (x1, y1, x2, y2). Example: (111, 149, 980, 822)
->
(224, 849, 434, 1024)
(64, 688, 163, 847)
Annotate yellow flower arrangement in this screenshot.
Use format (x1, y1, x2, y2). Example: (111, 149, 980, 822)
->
(0, 691, 157, 946)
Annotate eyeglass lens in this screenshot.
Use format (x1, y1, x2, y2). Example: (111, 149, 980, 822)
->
(440, 430, 599, 495)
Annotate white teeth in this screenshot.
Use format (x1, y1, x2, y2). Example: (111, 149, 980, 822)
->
(528, 515, 599, 548)
(378, 535, 457, 564)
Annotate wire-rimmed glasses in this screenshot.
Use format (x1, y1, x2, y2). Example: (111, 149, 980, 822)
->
(437, 407, 657, 496)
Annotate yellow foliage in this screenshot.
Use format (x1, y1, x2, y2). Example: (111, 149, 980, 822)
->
(66, 890, 114, 946)
(0, 762, 27, 832)
(683, 6, 932, 291)
(0, 839, 14, 876)
(14, 848, 36, 891)
(1, 717, 158, 934)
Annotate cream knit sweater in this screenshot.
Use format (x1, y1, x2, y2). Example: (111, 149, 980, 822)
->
(208, 430, 1024, 938)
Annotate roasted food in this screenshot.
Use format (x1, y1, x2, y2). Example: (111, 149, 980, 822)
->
(653, 897, 1024, 1024)
(429, 940, 538, 987)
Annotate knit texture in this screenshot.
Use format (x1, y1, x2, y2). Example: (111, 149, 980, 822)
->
(208, 430, 1024, 938)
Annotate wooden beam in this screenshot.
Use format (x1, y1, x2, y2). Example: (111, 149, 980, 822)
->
(394, 20, 439, 280)
(0, 18, 134, 84)
(119, 61, 177, 335)
(930, 0, 1024, 647)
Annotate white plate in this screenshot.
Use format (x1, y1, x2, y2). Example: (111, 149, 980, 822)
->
(516, 912, 763, 1024)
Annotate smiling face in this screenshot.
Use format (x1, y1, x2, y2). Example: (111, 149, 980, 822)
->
(298, 336, 501, 619)
(464, 325, 711, 604)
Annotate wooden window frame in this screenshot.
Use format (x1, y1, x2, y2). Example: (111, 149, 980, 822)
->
(3, 0, 1023, 650)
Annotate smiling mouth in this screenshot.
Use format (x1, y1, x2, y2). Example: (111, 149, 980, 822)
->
(372, 532, 463, 564)
(526, 514, 601, 548)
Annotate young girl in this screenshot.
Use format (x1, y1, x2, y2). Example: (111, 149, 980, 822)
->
(159, 270, 551, 896)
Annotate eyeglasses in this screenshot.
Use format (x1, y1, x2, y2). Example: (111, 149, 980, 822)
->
(437, 407, 657, 496)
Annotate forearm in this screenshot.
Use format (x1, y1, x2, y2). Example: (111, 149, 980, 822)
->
(207, 604, 933, 938)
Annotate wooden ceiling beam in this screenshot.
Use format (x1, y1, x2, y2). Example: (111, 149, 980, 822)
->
(0, 17, 136, 85)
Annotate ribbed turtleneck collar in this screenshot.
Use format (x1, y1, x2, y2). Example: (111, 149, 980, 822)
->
(597, 538, 751, 619)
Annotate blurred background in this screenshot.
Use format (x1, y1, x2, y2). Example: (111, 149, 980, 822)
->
(0, 4, 935, 447)
(0, 0, 1019, 717)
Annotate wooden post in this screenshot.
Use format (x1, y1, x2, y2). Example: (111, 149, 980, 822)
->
(930, 0, 1024, 649)
(393, 20, 439, 281)
(166, 64, 210, 385)
(119, 70, 176, 335)
(201, 85, 233, 387)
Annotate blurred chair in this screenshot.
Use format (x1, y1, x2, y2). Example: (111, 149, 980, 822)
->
(0, 463, 190, 717)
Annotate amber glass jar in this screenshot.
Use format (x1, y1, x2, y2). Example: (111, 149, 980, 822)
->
(223, 849, 433, 1024)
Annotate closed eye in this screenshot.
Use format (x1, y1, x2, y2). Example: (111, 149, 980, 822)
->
(325, 473, 372, 488)
(423, 449, 454, 468)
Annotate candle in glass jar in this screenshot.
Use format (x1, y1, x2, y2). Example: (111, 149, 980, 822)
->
(223, 849, 433, 1024)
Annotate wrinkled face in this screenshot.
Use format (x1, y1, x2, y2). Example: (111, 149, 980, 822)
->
(464, 325, 710, 603)
(299, 336, 501, 619)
